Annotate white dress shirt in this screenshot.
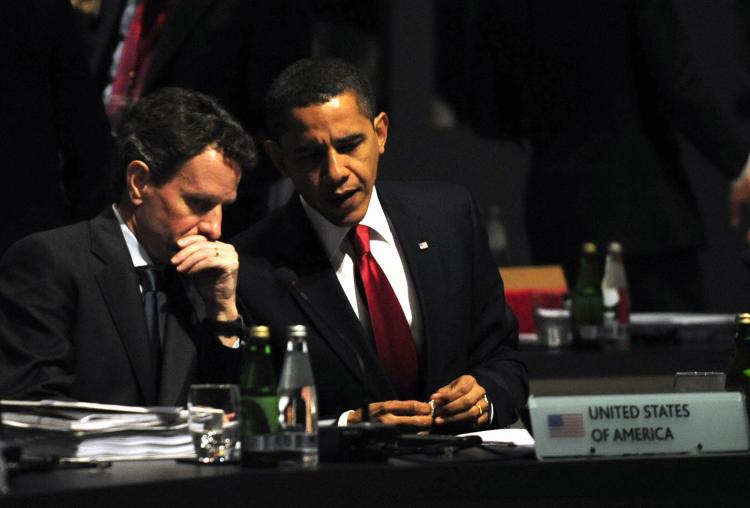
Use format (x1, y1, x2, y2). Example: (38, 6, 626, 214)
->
(112, 204, 153, 268)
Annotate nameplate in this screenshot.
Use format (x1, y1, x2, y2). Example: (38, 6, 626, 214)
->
(528, 392, 748, 460)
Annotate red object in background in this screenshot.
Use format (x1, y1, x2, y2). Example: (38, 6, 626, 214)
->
(499, 266, 569, 335)
(505, 289, 567, 334)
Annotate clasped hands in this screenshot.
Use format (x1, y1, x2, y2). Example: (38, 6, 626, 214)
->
(170, 234, 240, 346)
(346, 375, 490, 432)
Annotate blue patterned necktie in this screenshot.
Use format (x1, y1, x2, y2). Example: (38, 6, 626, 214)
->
(135, 265, 163, 379)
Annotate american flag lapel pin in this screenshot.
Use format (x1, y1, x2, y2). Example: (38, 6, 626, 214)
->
(418, 241, 429, 250)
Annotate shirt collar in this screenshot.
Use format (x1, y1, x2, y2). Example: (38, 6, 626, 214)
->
(112, 204, 154, 267)
(300, 187, 393, 261)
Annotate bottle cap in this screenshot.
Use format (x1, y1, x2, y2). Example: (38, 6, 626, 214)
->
(250, 325, 271, 339)
(607, 242, 622, 254)
(581, 242, 597, 254)
(735, 313, 750, 325)
(287, 324, 307, 338)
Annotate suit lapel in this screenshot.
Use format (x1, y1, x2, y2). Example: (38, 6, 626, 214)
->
(378, 185, 448, 394)
(273, 200, 395, 401)
(143, 0, 215, 92)
(89, 209, 158, 405)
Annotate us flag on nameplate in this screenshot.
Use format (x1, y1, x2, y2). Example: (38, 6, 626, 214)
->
(548, 413, 585, 438)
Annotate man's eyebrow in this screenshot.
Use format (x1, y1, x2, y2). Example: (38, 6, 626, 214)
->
(184, 192, 227, 205)
(293, 133, 366, 154)
(184, 191, 218, 200)
(334, 134, 365, 145)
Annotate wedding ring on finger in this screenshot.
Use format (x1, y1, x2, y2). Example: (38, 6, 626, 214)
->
(476, 402, 483, 417)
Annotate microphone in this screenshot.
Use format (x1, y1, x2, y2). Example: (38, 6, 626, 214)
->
(274, 267, 370, 423)
(274, 267, 398, 461)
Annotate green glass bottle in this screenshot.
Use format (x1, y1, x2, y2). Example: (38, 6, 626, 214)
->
(571, 242, 604, 350)
(725, 313, 750, 408)
(240, 325, 280, 467)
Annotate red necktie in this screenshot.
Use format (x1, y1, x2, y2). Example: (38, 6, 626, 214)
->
(349, 225, 419, 400)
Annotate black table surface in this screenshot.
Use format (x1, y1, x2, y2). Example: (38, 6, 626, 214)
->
(2, 448, 747, 508)
(3, 329, 741, 507)
(520, 334, 735, 379)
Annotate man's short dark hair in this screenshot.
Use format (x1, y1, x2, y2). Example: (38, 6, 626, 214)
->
(112, 87, 257, 198)
(264, 57, 377, 141)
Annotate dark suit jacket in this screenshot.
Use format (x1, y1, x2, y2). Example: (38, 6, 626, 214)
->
(0, 208, 239, 406)
(473, 0, 749, 273)
(232, 181, 528, 427)
(0, 0, 112, 255)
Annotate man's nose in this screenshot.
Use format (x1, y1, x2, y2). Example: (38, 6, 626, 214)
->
(323, 149, 347, 184)
(199, 206, 222, 240)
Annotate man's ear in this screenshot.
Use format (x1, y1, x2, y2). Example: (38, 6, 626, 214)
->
(373, 112, 389, 155)
(263, 140, 288, 177)
(125, 160, 150, 205)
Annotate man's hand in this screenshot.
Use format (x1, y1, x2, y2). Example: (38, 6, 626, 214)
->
(170, 235, 239, 322)
(430, 375, 490, 430)
(347, 400, 433, 430)
(730, 158, 750, 243)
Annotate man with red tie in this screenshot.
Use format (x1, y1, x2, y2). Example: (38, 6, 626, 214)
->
(233, 58, 528, 432)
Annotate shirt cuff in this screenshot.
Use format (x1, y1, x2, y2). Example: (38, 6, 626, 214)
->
(337, 410, 353, 426)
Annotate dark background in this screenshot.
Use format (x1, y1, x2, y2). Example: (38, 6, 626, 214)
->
(57, 0, 750, 313)
(369, 0, 750, 313)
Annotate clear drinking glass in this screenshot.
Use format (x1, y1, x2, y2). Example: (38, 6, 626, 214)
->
(188, 384, 241, 463)
(532, 292, 571, 348)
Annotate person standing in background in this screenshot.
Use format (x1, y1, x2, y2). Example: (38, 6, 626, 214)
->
(0, 0, 113, 255)
(471, 0, 750, 312)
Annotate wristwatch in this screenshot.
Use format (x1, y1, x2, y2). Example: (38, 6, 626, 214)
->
(203, 315, 246, 337)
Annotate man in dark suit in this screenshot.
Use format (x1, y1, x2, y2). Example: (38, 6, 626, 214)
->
(233, 58, 528, 431)
(0, 88, 256, 406)
(73, 0, 312, 233)
(472, 0, 750, 311)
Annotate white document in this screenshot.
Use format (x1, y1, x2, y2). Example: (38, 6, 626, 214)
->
(459, 428, 535, 447)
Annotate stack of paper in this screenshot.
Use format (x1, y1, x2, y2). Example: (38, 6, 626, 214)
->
(0, 400, 195, 462)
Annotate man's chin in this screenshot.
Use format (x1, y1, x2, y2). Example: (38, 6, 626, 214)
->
(323, 207, 365, 228)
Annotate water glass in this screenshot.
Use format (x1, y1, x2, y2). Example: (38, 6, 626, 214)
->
(532, 292, 571, 348)
(188, 384, 241, 463)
